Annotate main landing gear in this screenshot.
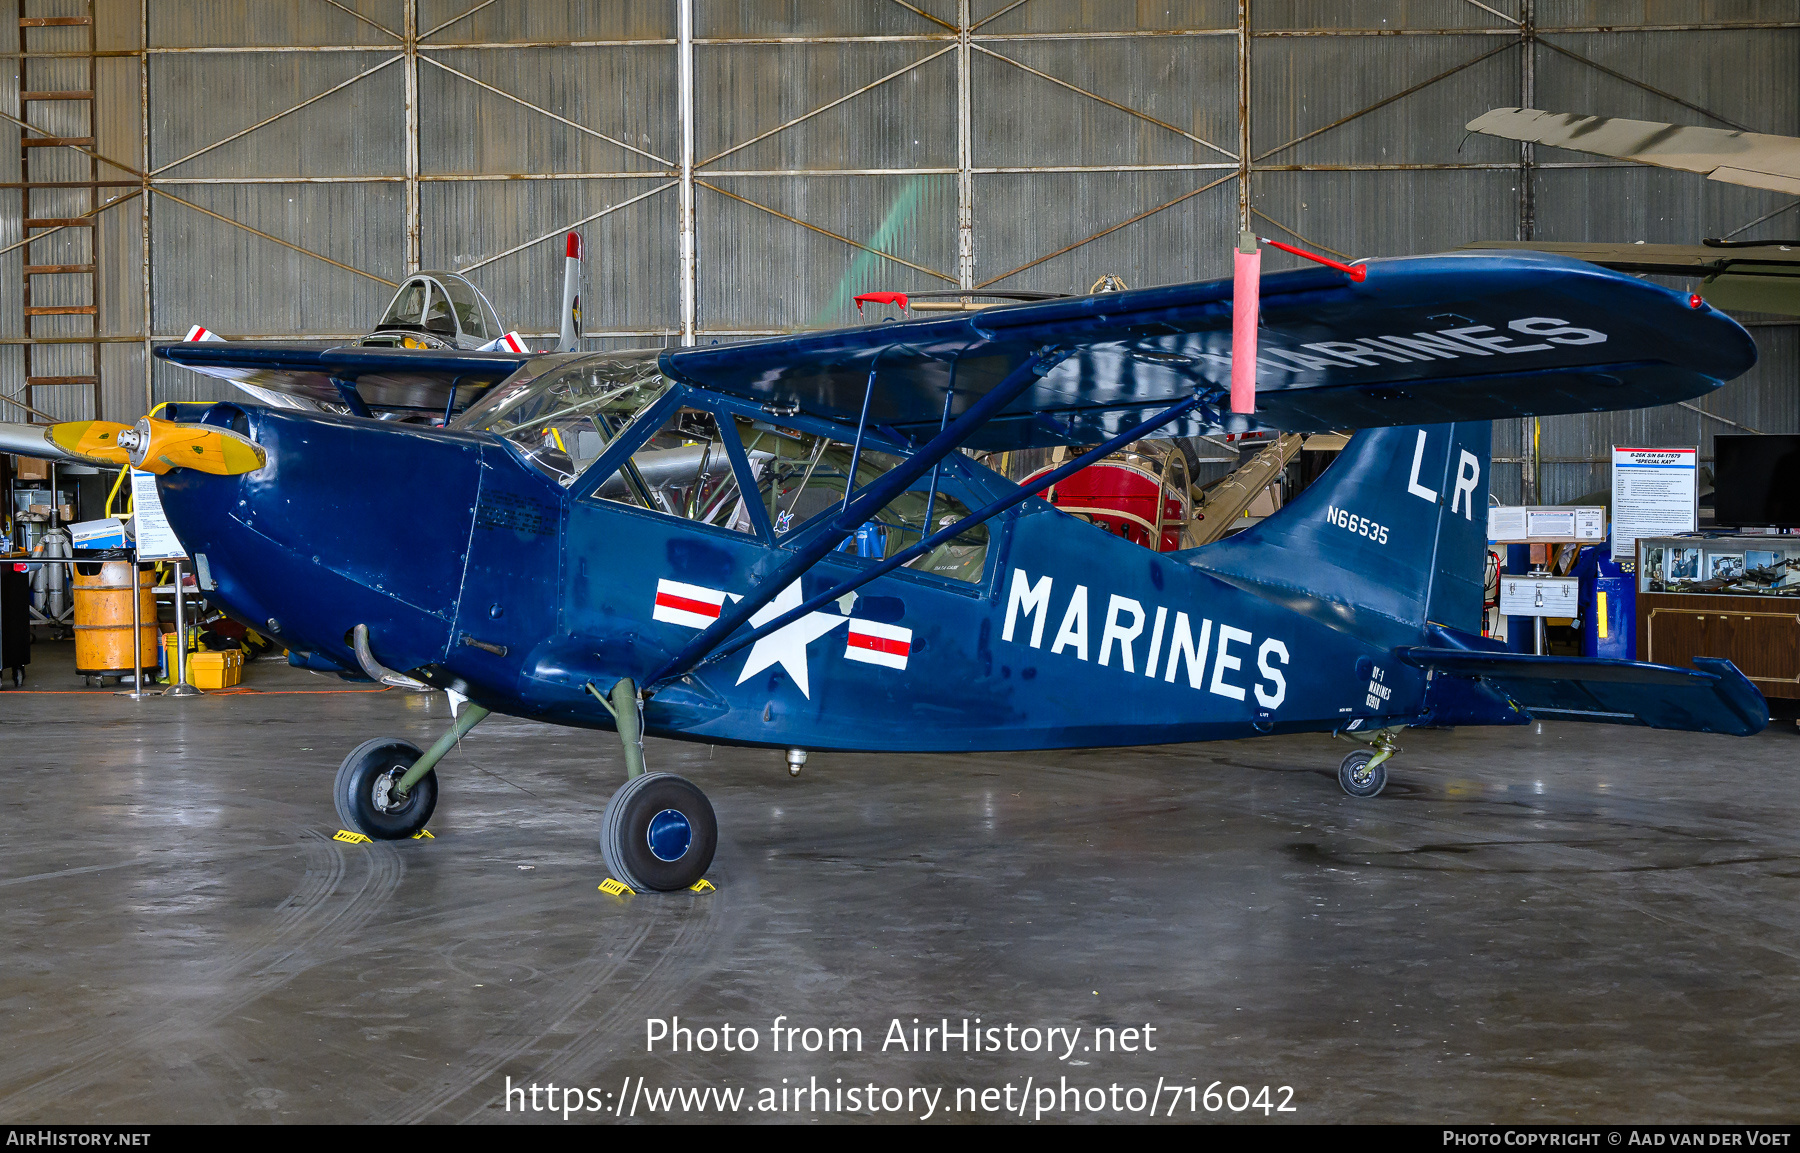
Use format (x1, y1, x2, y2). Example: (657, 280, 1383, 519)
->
(330, 679, 718, 891)
(1336, 727, 1401, 798)
(589, 677, 717, 891)
(600, 772, 717, 892)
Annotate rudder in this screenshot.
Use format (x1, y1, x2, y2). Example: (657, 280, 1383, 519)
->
(1187, 422, 1492, 634)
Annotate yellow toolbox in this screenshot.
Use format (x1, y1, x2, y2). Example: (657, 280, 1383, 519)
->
(186, 649, 245, 689)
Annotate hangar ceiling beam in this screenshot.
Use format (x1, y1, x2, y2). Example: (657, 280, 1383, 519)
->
(695, 181, 957, 285)
(403, 1, 419, 273)
(1252, 39, 1519, 164)
(457, 182, 678, 275)
(422, 0, 500, 41)
(971, 44, 1236, 160)
(148, 55, 402, 178)
(418, 55, 671, 167)
(696, 46, 955, 169)
(1535, 38, 1754, 134)
(317, 0, 397, 41)
(148, 189, 398, 287)
(956, 0, 972, 288)
(678, 0, 694, 345)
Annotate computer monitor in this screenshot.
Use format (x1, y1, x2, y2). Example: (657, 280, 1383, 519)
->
(1713, 434, 1800, 528)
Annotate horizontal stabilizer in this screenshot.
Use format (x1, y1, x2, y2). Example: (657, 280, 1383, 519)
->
(1397, 648, 1768, 736)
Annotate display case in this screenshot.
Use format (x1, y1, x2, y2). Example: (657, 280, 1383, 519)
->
(1636, 533, 1800, 698)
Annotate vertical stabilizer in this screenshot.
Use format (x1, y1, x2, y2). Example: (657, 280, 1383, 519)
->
(558, 232, 583, 353)
(1188, 422, 1492, 636)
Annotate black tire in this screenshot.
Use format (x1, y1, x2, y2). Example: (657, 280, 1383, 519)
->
(1338, 749, 1387, 798)
(600, 772, 716, 892)
(334, 737, 436, 839)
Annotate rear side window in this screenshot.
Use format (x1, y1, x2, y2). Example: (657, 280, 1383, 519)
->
(743, 423, 989, 582)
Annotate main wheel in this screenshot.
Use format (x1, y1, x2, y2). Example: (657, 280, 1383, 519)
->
(1338, 749, 1387, 798)
(600, 772, 716, 892)
(334, 737, 437, 839)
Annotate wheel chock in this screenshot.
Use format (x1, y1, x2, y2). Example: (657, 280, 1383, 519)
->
(599, 877, 636, 897)
(333, 829, 373, 844)
(688, 879, 716, 893)
(411, 829, 434, 840)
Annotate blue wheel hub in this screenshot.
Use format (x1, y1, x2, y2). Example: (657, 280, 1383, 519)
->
(646, 808, 693, 862)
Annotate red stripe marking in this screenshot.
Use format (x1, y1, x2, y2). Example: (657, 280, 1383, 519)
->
(848, 633, 910, 656)
(656, 592, 721, 618)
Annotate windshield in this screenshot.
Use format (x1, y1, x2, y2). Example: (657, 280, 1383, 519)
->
(456, 350, 672, 486)
(380, 279, 428, 327)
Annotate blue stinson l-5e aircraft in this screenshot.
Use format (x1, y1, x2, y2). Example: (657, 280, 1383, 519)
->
(17, 250, 1770, 891)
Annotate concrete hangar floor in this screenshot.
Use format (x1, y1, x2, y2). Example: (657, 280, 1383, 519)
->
(1, 640, 1795, 1125)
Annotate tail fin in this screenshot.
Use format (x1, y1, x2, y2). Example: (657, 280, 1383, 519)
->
(183, 324, 226, 343)
(1189, 422, 1491, 636)
(558, 231, 583, 353)
(476, 330, 531, 353)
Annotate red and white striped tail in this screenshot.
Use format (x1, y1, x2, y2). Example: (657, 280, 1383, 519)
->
(845, 620, 912, 670)
(184, 324, 225, 343)
(653, 579, 728, 630)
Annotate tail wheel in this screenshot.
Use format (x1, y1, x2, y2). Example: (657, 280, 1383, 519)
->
(600, 772, 716, 892)
(1338, 749, 1388, 798)
(334, 737, 436, 839)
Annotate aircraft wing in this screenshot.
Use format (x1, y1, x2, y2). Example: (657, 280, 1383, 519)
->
(659, 250, 1757, 450)
(1398, 649, 1769, 736)
(155, 343, 534, 414)
(1467, 107, 1800, 195)
(1457, 241, 1800, 317)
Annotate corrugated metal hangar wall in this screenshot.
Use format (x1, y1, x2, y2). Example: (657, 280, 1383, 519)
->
(2, 1, 1795, 504)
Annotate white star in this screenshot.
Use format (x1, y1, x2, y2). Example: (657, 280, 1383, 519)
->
(735, 581, 848, 698)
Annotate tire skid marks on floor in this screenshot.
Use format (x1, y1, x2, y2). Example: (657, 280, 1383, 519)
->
(456, 875, 735, 1123)
(382, 910, 660, 1125)
(0, 832, 405, 1113)
(379, 872, 730, 1125)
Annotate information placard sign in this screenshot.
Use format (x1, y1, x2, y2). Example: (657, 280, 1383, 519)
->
(1611, 447, 1697, 563)
(1487, 505, 1607, 543)
(130, 469, 188, 561)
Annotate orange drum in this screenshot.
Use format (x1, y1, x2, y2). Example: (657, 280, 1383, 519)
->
(1024, 451, 1190, 552)
(72, 559, 157, 676)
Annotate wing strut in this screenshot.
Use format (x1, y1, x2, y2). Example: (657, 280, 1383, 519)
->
(645, 347, 1072, 687)
(331, 376, 373, 418)
(648, 388, 1212, 690)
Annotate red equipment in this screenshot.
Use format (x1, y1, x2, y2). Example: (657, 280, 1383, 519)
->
(1021, 445, 1192, 553)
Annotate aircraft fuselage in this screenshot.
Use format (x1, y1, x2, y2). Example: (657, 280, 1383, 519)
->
(158, 404, 1463, 754)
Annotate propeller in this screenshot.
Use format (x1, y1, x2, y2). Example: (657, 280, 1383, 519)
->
(46, 417, 265, 475)
(45, 420, 133, 465)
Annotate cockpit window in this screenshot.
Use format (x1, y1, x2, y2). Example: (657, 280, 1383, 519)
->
(422, 287, 456, 335)
(381, 280, 427, 328)
(438, 275, 494, 340)
(456, 350, 672, 486)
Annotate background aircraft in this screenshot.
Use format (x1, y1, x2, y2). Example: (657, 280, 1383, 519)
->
(161, 232, 589, 418)
(26, 249, 1770, 893)
(1465, 108, 1800, 315)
